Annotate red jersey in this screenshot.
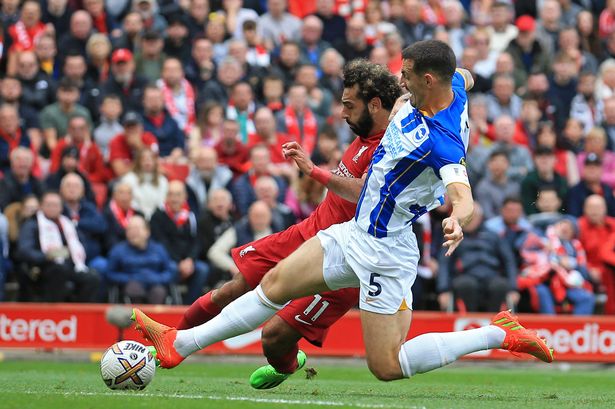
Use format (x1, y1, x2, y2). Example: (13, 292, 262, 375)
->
(296, 131, 384, 240)
(108, 131, 159, 164)
(50, 139, 109, 183)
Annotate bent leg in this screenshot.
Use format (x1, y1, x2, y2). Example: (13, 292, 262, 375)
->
(260, 236, 331, 304)
(211, 272, 253, 307)
(175, 236, 332, 356)
(177, 273, 252, 329)
(361, 309, 413, 381)
(396, 320, 506, 379)
(261, 315, 303, 374)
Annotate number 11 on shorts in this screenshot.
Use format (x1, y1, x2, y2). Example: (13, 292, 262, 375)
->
(368, 273, 382, 296)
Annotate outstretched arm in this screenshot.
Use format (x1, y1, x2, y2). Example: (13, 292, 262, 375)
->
(441, 182, 474, 257)
(456, 68, 475, 91)
(282, 141, 366, 203)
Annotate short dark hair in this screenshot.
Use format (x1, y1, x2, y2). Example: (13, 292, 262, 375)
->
(318, 124, 337, 141)
(538, 186, 558, 196)
(342, 59, 401, 111)
(502, 196, 522, 206)
(489, 149, 509, 161)
(232, 81, 253, 92)
(264, 74, 285, 88)
(57, 78, 79, 91)
(401, 40, 456, 83)
(242, 20, 257, 31)
(102, 94, 122, 104)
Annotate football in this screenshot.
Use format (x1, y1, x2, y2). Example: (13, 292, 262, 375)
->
(100, 340, 156, 390)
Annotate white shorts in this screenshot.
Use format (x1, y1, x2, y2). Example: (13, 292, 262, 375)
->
(316, 220, 419, 314)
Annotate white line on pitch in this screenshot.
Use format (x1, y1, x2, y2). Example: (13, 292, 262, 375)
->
(17, 390, 426, 409)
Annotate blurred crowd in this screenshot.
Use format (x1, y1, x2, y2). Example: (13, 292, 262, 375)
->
(0, 0, 614, 316)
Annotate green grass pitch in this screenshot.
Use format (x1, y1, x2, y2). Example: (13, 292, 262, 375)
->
(1, 359, 615, 409)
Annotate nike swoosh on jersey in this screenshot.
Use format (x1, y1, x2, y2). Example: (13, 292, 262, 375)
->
(294, 315, 313, 326)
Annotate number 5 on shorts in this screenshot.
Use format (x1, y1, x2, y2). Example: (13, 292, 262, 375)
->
(368, 273, 382, 296)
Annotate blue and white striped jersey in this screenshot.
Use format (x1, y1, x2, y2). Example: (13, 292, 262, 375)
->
(355, 71, 470, 238)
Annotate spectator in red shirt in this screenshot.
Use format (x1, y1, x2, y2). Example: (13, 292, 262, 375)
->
(50, 115, 108, 183)
(83, 0, 117, 35)
(600, 0, 615, 39)
(276, 84, 319, 157)
(579, 195, 615, 314)
(7, 1, 49, 55)
(108, 112, 158, 178)
(248, 107, 291, 164)
(215, 119, 249, 177)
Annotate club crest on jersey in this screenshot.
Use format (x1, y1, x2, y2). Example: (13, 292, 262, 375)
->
(352, 146, 369, 163)
(240, 245, 256, 257)
(410, 123, 429, 145)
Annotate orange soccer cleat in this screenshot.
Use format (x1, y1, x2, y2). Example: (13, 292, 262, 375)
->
(491, 310, 554, 363)
(131, 309, 185, 368)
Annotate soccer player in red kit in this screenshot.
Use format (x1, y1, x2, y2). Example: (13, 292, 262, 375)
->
(177, 60, 402, 388)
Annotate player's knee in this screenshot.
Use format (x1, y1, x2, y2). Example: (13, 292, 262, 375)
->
(260, 267, 285, 298)
(366, 355, 403, 382)
(367, 362, 401, 382)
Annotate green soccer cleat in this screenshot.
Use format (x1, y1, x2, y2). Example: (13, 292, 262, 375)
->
(147, 346, 160, 367)
(249, 350, 307, 390)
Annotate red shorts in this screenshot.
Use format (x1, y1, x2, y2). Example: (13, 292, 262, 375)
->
(231, 224, 306, 289)
(231, 225, 360, 346)
(276, 288, 359, 346)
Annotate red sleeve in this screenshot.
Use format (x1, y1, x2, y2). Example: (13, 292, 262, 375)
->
(50, 140, 66, 174)
(84, 144, 110, 183)
(246, 133, 259, 150)
(109, 136, 129, 162)
(601, 233, 615, 267)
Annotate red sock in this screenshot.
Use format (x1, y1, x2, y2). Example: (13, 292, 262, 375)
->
(177, 291, 222, 329)
(267, 343, 299, 374)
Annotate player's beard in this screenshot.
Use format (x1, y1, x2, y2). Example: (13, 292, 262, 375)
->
(347, 107, 374, 137)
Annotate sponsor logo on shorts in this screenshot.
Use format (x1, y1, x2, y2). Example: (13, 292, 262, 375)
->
(239, 246, 256, 257)
(364, 297, 378, 304)
(294, 315, 313, 326)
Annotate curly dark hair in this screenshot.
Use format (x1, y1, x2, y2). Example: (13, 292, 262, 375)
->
(342, 59, 402, 111)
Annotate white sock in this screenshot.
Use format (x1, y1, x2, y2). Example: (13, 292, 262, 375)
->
(174, 285, 285, 357)
(398, 325, 505, 377)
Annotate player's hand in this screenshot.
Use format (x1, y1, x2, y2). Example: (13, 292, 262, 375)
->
(389, 93, 411, 121)
(282, 141, 314, 175)
(442, 217, 463, 257)
(178, 259, 194, 279)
